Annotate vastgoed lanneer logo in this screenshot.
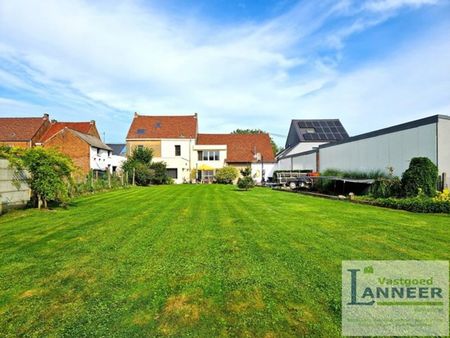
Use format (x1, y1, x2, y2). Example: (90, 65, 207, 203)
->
(342, 261, 449, 336)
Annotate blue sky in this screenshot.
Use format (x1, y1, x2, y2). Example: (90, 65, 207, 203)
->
(0, 0, 449, 145)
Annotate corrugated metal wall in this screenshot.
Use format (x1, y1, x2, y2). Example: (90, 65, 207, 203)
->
(438, 118, 450, 188)
(276, 121, 443, 179)
(319, 123, 437, 177)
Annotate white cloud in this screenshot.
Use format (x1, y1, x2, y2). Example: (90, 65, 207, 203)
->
(0, 0, 448, 143)
(365, 0, 439, 12)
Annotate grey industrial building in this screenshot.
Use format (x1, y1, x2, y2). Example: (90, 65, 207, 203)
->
(276, 115, 450, 188)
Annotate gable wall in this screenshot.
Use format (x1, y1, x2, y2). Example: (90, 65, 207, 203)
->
(44, 131, 91, 177)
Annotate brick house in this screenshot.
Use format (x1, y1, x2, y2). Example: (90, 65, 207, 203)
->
(0, 115, 113, 177)
(0, 114, 51, 148)
(126, 113, 275, 183)
(41, 121, 112, 176)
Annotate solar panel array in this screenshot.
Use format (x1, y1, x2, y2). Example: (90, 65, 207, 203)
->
(297, 120, 348, 141)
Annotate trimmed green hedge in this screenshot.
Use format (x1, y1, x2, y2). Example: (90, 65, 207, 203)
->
(356, 196, 450, 213)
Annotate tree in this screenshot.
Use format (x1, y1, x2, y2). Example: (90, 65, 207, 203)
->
(122, 147, 154, 186)
(231, 129, 280, 155)
(215, 166, 238, 184)
(4, 147, 75, 208)
(237, 167, 255, 190)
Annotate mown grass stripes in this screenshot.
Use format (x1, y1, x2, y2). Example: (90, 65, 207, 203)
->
(0, 185, 448, 337)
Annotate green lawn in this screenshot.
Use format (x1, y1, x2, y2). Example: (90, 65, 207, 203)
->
(0, 185, 449, 337)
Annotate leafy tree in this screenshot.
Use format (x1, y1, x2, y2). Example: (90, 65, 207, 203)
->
(131, 146, 153, 165)
(4, 147, 75, 208)
(401, 157, 439, 197)
(122, 147, 155, 186)
(231, 129, 280, 155)
(237, 167, 255, 190)
(215, 166, 238, 184)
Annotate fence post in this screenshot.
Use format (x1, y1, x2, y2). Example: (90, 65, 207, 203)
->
(108, 170, 111, 189)
(132, 168, 136, 186)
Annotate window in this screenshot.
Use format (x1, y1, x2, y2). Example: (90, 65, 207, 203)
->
(137, 145, 144, 150)
(108, 151, 111, 157)
(198, 150, 220, 161)
(200, 170, 214, 183)
(175, 145, 181, 156)
(137, 129, 146, 135)
(166, 168, 178, 179)
(97, 148, 101, 156)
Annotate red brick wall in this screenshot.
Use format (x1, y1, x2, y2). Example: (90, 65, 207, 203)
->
(43, 130, 90, 177)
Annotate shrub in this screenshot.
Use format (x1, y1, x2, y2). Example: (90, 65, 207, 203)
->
(237, 177, 255, 190)
(134, 163, 155, 186)
(215, 167, 238, 184)
(237, 167, 254, 190)
(150, 162, 169, 185)
(434, 188, 450, 202)
(358, 196, 450, 214)
(370, 178, 402, 198)
(401, 157, 438, 197)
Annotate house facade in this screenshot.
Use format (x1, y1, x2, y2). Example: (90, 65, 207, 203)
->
(126, 113, 276, 183)
(106, 144, 127, 174)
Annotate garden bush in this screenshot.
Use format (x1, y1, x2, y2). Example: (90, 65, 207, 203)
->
(434, 188, 450, 202)
(237, 167, 254, 190)
(215, 167, 238, 184)
(401, 157, 438, 197)
(356, 196, 450, 213)
(237, 177, 255, 190)
(150, 162, 170, 185)
(370, 177, 402, 198)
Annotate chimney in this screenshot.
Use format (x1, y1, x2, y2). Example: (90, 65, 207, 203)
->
(194, 112, 198, 119)
(90, 120, 95, 125)
(51, 119, 57, 123)
(43, 113, 49, 120)
(134, 112, 139, 117)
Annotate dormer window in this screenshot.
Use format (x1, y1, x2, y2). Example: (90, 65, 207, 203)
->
(137, 129, 146, 135)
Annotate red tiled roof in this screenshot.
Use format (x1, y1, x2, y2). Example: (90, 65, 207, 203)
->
(197, 133, 275, 163)
(126, 114, 198, 139)
(41, 122, 94, 142)
(0, 116, 48, 141)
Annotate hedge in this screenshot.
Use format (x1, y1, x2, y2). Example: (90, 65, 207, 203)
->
(355, 196, 450, 214)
